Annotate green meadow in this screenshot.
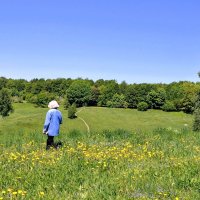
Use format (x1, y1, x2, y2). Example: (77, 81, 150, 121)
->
(0, 103, 199, 200)
(0, 103, 193, 134)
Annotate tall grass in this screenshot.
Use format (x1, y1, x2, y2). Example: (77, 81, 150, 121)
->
(0, 104, 198, 199)
(1, 128, 200, 199)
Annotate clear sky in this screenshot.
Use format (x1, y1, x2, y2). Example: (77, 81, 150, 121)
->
(0, 0, 200, 83)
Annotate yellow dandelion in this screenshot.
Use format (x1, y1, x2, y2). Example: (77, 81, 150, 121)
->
(39, 191, 45, 196)
(17, 190, 23, 194)
(22, 191, 27, 196)
(12, 191, 17, 195)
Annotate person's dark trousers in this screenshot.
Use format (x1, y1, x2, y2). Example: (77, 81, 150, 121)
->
(46, 135, 54, 150)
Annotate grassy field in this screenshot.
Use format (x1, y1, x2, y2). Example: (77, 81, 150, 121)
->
(0, 103, 199, 199)
(0, 103, 193, 135)
(77, 107, 192, 132)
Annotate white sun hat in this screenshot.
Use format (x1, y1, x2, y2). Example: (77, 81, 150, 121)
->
(48, 100, 59, 109)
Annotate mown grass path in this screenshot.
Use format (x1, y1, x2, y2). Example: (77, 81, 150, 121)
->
(76, 107, 90, 133)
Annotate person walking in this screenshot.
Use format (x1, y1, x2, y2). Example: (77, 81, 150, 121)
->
(43, 100, 62, 150)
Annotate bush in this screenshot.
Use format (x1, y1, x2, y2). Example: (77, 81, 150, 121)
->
(173, 99, 182, 111)
(12, 96, 23, 103)
(161, 101, 176, 112)
(181, 95, 195, 114)
(64, 96, 70, 110)
(193, 91, 200, 131)
(137, 102, 148, 111)
(35, 92, 55, 108)
(147, 89, 166, 109)
(68, 103, 77, 119)
(25, 93, 37, 103)
(106, 101, 113, 108)
(193, 108, 200, 131)
(106, 94, 128, 108)
(0, 88, 14, 117)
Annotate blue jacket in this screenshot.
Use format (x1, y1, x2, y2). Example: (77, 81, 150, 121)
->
(43, 109, 62, 136)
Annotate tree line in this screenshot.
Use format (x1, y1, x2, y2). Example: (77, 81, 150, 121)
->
(0, 76, 199, 115)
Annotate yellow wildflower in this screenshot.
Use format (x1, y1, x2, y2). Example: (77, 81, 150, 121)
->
(12, 191, 17, 195)
(18, 190, 23, 194)
(40, 191, 45, 196)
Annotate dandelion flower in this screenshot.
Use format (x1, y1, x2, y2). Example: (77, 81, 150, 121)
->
(18, 190, 23, 194)
(12, 191, 17, 195)
(39, 192, 45, 196)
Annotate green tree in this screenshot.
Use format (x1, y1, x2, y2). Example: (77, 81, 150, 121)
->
(161, 101, 176, 112)
(125, 84, 138, 108)
(147, 89, 166, 109)
(165, 82, 185, 101)
(35, 92, 56, 108)
(0, 88, 14, 117)
(45, 78, 72, 97)
(135, 84, 156, 103)
(125, 83, 156, 108)
(193, 73, 200, 131)
(89, 86, 100, 106)
(0, 77, 8, 90)
(67, 80, 92, 107)
(98, 80, 119, 106)
(119, 81, 128, 95)
(94, 79, 105, 87)
(181, 95, 195, 114)
(106, 93, 128, 108)
(193, 90, 200, 131)
(180, 82, 198, 114)
(64, 96, 70, 110)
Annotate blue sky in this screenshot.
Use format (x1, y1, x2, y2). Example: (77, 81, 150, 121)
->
(0, 0, 200, 83)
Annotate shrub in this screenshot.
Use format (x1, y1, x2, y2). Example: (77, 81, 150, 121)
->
(0, 88, 14, 117)
(106, 101, 113, 108)
(68, 103, 77, 119)
(64, 96, 70, 110)
(12, 96, 23, 103)
(106, 94, 128, 108)
(161, 101, 176, 112)
(34, 92, 55, 108)
(181, 95, 195, 114)
(193, 109, 200, 131)
(193, 90, 200, 131)
(137, 102, 148, 111)
(173, 99, 182, 111)
(147, 89, 166, 109)
(25, 93, 37, 103)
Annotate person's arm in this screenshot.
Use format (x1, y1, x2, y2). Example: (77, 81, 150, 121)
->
(43, 111, 51, 133)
